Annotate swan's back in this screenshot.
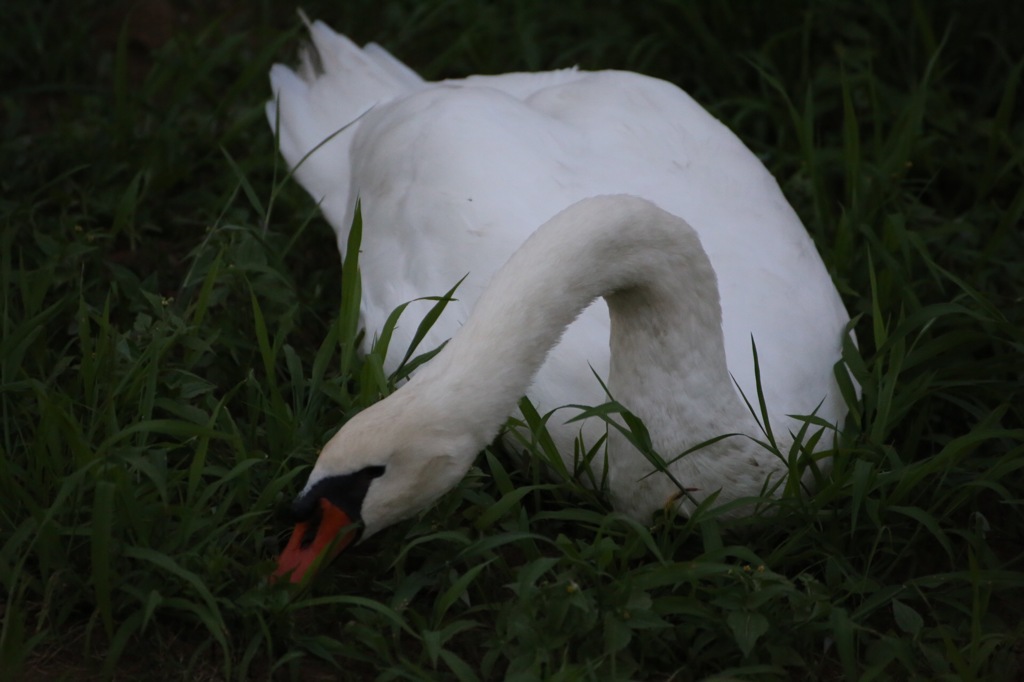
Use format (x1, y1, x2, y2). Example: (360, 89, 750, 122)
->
(268, 25, 851, 454)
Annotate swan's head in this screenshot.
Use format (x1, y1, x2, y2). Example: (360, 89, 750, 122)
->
(273, 391, 478, 584)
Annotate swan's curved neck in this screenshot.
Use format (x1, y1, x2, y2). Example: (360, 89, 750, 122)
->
(407, 195, 740, 458)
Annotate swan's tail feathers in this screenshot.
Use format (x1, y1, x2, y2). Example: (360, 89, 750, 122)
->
(267, 20, 423, 204)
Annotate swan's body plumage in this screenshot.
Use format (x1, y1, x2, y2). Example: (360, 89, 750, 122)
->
(268, 22, 853, 582)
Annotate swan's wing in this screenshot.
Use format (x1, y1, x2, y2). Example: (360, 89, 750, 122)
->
(363, 70, 848, 427)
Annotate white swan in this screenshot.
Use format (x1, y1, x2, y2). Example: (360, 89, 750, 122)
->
(268, 23, 853, 582)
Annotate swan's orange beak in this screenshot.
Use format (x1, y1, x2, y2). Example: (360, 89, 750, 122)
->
(272, 498, 357, 584)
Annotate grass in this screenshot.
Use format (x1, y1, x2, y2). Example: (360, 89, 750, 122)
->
(2, 0, 1023, 679)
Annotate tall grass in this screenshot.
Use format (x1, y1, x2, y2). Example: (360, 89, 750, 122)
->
(2, 0, 1022, 679)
